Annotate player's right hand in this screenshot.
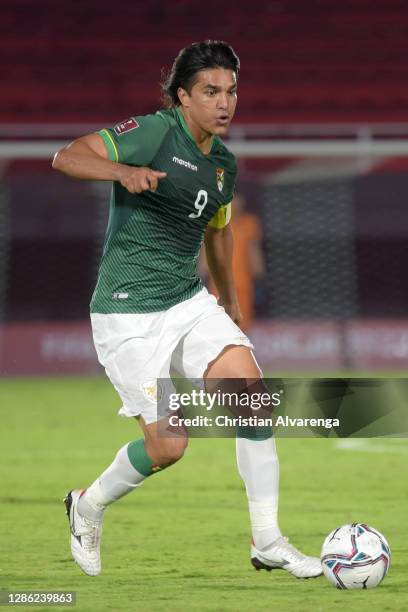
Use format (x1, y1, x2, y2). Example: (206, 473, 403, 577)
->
(119, 166, 167, 193)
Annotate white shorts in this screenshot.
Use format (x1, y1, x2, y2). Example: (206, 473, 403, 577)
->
(91, 288, 253, 424)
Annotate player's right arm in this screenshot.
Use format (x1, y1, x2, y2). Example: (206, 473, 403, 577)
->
(52, 133, 166, 193)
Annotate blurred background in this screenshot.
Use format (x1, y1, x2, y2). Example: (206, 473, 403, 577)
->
(1, 0, 408, 376)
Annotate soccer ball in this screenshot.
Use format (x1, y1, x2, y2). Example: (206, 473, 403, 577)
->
(321, 523, 391, 589)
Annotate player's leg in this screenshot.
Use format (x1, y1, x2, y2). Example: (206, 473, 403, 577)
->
(176, 292, 322, 579)
(206, 345, 322, 578)
(205, 346, 283, 550)
(65, 312, 187, 576)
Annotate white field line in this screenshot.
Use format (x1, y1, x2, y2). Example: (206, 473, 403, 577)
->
(335, 439, 408, 454)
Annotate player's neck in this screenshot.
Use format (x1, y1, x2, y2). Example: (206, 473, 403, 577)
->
(180, 108, 214, 155)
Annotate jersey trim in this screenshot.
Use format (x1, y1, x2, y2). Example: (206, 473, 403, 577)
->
(98, 129, 119, 162)
(208, 202, 232, 229)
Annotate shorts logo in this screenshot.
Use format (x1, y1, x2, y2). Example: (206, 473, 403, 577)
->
(141, 380, 162, 404)
(216, 168, 224, 192)
(113, 292, 129, 300)
(114, 117, 139, 136)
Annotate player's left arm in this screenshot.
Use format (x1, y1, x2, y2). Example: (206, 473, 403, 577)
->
(204, 209, 242, 326)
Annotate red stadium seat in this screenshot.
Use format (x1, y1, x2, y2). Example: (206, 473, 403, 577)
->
(1, 0, 408, 123)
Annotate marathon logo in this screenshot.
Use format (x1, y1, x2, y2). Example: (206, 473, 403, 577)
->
(114, 117, 139, 136)
(172, 156, 198, 172)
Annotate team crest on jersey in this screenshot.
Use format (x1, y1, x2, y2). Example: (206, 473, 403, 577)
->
(216, 168, 224, 192)
(114, 117, 139, 136)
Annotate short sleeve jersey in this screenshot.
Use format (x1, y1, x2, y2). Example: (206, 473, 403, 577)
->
(90, 108, 237, 313)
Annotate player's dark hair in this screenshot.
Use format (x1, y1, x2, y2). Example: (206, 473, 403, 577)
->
(161, 40, 240, 107)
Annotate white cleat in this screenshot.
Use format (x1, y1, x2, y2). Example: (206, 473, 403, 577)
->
(63, 489, 102, 576)
(251, 537, 323, 579)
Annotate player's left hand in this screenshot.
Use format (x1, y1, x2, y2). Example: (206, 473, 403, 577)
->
(220, 300, 243, 327)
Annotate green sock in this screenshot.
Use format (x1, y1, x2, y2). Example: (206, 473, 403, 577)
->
(127, 439, 168, 477)
(236, 425, 273, 441)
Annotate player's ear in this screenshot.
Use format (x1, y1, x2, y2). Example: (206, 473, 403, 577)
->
(177, 87, 190, 108)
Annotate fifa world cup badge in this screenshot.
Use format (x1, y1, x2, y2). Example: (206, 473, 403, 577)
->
(216, 168, 224, 192)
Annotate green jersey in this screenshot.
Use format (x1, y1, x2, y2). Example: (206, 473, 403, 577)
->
(90, 107, 237, 314)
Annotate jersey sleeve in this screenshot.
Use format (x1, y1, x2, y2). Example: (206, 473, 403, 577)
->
(208, 202, 232, 229)
(98, 113, 170, 166)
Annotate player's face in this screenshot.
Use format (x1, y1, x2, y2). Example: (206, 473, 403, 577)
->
(179, 68, 237, 137)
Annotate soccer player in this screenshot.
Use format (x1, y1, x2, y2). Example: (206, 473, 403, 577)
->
(53, 40, 322, 579)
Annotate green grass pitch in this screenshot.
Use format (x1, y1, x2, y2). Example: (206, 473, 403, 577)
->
(1, 377, 407, 612)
